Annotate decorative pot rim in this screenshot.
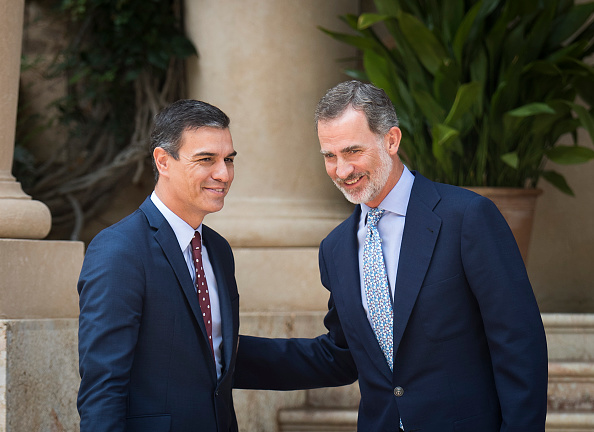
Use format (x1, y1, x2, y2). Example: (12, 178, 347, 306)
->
(463, 187, 543, 198)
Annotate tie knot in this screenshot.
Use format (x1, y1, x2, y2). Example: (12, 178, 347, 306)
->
(191, 231, 202, 251)
(367, 207, 385, 228)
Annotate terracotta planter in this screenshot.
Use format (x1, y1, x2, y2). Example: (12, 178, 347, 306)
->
(464, 187, 542, 263)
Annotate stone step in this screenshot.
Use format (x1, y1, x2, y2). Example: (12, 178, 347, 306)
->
(546, 413, 594, 431)
(548, 362, 594, 413)
(279, 409, 357, 432)
(278, 409, 594, 432)
(276, 314, 594, 431)
(544, 314, 594, 362)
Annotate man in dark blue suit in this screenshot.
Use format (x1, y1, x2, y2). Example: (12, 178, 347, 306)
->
(235, 81, 548, 431)
(78, 100, 240, 432)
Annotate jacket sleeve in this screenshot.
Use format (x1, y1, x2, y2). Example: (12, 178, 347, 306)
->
(461, 195, 548, 431)
(233, 241, 358, 390)
(77, 229, 144, 432)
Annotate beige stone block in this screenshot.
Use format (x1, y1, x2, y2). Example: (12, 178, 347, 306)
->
(235, 312, 329, 432)
(0, 239, 83, 319)
(307, 383, 360, 409)
(543, 314, 594, 362)
(235, 248, 331, 312)
(548, 362, 594, 413)
(0, 319, 79, 432)
(204, 198, 353, 248)
(546, 413, 594, 431)
(279, 409, 358, 432)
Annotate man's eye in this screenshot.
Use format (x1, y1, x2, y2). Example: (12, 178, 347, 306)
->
(225, 158, 234, 163)
(323, 154, 335, 159)
(198, 158, 212, 163)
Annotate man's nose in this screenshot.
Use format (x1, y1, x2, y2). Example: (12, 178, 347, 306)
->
(335, 158, 354, 179)
(212, 161, 231, 182)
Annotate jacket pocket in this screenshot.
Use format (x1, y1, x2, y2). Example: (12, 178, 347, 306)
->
(453, 411, 500, 432)
(126, 414, 171, 432)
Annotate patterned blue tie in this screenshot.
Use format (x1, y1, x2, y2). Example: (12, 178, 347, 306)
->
(363, 207, 393, 371)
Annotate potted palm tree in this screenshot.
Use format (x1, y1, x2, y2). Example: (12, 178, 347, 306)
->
(321, 0, 594, 259)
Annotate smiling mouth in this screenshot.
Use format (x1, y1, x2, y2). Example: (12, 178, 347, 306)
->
(204, 187, 226, 194)
(338, 173, 366, 186)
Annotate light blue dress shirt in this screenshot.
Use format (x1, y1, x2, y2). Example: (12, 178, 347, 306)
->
(357, 166, 415, 327)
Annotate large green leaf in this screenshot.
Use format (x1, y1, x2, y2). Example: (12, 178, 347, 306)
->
(542, 170, 574, 196)
(358, 13, 391, 30)
(432, 123, 461, 154)
(432, 123, 461, 179)
(398, 11, 448, 74)
(452, 2, 483, 63)
(364, 50, 399, 106)
(444, 81, 482, 125)
(507, 103, 556, 117)
(373, 0, 402, 17)
(318, 27, 378, 52)
(501, 152, 519, 169)
(547, 145, 594, 165)
(548, 2, 594, 48)
(412, 89, 446, 123)
(565, 102, 594, 144)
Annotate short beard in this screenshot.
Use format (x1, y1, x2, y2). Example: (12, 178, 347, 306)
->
(333, 145, 393, 205)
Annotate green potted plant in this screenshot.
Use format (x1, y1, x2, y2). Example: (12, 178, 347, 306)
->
(321, 0, 594, 258)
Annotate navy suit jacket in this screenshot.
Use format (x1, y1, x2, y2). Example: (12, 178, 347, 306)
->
(235, 173, 548, 432)
(78, 197, 240, 432)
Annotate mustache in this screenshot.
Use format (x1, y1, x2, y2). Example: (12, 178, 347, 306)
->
(334, 172, 368, 184)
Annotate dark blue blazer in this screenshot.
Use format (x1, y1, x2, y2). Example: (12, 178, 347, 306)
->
(235, 173, 548, 432)
(78, 197, 240, 432)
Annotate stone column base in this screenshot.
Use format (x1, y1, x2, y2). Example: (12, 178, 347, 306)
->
(0, 319, 80, 432)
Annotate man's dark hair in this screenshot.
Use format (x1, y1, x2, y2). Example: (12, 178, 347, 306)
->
(314, 80, 398, 135)
(150, 99, 230, 181)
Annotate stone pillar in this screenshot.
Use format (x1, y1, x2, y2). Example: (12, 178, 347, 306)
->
(0, 2, 84, 430)
(184, 1, 358, 430)
(0, 0, 51, 239)
(185, 0, 356, 249)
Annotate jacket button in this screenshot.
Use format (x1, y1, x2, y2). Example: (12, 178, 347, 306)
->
(394, 386, 404, 397)
(215, 390, 219, 397)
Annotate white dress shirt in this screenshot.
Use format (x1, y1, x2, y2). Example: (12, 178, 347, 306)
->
(357, 166, 415, 325)
(151, 192, 224, 378)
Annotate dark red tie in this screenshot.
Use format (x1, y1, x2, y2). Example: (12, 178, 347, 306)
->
(191, 232, 214, 357)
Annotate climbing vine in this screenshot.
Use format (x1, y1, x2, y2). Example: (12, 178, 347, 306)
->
(15, 0, 196, 239)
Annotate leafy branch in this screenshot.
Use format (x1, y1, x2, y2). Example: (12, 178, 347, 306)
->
(15, 0, 196, 239)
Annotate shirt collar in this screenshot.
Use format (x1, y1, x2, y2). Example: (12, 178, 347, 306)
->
(361, 165, 415, 222)
(151, 191, 202, 252)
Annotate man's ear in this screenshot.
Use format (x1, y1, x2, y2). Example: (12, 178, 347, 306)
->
(386, 126, 402, 156)
(153, 147, 170, 178)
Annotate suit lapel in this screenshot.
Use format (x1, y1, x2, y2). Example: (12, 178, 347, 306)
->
(140, 198, 209, 344)
(332, 207, 394, 381)
(393, 173, 441, 358)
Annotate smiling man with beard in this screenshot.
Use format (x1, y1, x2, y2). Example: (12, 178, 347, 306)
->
(235, 80, 548, 432)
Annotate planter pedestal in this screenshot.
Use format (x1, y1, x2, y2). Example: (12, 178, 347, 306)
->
(465, 187, 542, 262)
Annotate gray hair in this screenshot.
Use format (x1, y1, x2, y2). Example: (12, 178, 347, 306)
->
(150, 99, 230, 181)
(314, 80, 398, 135)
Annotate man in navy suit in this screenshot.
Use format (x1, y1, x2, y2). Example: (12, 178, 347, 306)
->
(78, 100, 240, 432)
(235, 81, 548, 431)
